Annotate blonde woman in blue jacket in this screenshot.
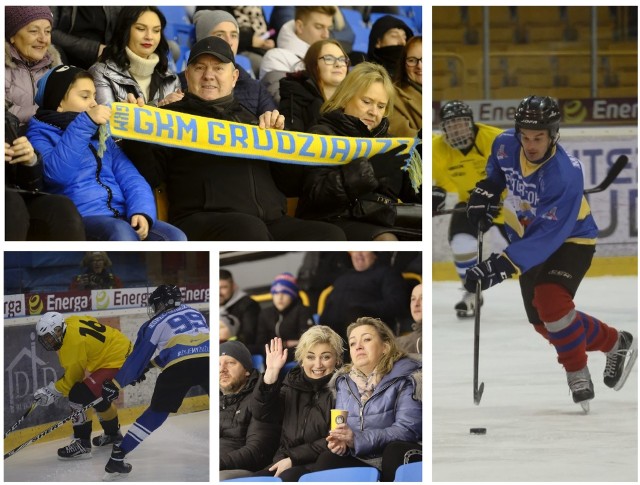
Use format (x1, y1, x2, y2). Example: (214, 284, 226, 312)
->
(307, 316, 422, 481)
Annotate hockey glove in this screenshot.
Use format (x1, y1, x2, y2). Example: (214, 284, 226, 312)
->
(131, 363, 153, 386)
(464, 254, 516, 292)
(432, 186, 447, 216)
(33, 382, 62, 406)
(102, 380, 120, 402)
(466, 178, 503, 232)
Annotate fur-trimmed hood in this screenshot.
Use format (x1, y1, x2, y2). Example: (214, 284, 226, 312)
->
(5, 41, 63, 124)
(5, 41, 62, 69)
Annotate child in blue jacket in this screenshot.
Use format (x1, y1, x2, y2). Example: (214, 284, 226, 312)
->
(27, 65, 186, 241)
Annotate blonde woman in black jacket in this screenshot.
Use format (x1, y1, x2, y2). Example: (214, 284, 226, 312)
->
(296, 62, 420, 241)
(249, 327, 344, 481)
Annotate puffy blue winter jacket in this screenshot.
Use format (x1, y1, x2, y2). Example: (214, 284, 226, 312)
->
(334, 357, 422, 459)
(27, 112, 156, 222)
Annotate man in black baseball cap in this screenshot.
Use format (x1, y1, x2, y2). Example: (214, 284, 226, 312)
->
(121, 35, 346, 242)
(185, 36, 238, 101)
(187, 35, 235, 66)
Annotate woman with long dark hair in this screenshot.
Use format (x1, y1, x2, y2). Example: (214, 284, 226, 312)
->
(89, 7, 182, 107)
(278, 39, 349, 132)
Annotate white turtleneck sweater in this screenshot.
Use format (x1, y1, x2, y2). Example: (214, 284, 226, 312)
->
(125, 46, 159, 102)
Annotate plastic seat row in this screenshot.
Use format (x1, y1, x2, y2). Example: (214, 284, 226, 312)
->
(222, 462, 422, 481)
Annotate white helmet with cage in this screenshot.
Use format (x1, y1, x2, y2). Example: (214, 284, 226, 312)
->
(36, 312, 67, 351)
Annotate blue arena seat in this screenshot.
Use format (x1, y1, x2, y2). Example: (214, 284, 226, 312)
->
(279, 361, 297, 379)
(398, 6, 423, 34)
(341, 8, 369, 53)
(158, 6, 191, 25)
(251, 354, 265, 373)
(223, 477, 282, 482)
(394, 461, 422, 482)
(368, 12, 418, 36)
(299, 467, 380, 482)
(235, 54, 253, 75)
(262, 6, 274, 24)
(164, 22, 195, 50)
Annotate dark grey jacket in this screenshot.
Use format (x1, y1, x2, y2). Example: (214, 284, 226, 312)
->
(220, 369, 281, 471)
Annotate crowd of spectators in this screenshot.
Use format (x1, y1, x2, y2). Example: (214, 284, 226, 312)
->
(219, 251, 422, 480)
(5, 5, 422, 241)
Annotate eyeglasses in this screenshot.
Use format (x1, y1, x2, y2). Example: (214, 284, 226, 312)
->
(406, 57, 422, 67)
(318, 55, 349, 66)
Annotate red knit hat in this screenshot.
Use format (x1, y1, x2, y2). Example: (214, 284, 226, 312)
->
(5, 6, 53, 41)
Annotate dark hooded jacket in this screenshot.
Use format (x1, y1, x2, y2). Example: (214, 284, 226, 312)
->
(366, 15, 414, 78)
(319, 259, 411, 338)
(278, 71, 324, 133)
(253, 299, 314, 354)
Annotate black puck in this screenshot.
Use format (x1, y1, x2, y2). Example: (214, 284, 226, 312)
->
(470, 427, 487, 435)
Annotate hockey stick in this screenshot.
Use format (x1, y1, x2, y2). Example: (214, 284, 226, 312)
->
(4, 397, 102, 460)
(4, 402, 37, 438)
(473, 229, 485, 406)
(583, 154, 629, 194)
(435, 154, 630, 216)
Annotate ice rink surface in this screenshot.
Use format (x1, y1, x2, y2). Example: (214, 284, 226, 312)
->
(433, 276, 638, 482)
(4, 410, 209, 482)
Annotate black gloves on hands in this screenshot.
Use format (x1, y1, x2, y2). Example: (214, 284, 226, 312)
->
(342, 157, 379, 197)
(464, 254, 516, 292)
(102, 380, 120, 403)
(432, 186, 447, 216)
(466, 178, 503, 232)
(132, 363, 153, 386)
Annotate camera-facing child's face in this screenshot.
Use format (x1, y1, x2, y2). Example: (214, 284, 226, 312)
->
(57, 78, 97, 113)
(272, 292, 293, 312)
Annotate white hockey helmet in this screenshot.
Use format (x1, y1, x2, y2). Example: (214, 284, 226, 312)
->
(36, 312, 67, 351)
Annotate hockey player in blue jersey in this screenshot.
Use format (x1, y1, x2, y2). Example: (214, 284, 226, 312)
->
(464, 95, 637, 411)
(100, 284, 209, 480)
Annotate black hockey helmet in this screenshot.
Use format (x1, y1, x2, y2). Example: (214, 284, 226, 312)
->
(439, 100, 474, 124)
(147, 284, 182, 318)
(514, 95, 561, 139)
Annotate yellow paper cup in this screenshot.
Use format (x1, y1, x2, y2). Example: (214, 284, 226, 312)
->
(330, 409, 348, 430)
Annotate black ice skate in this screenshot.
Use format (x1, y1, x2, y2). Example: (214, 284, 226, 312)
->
(93, 431, 124, 447)
(103, 444, 132, 482)
(58, 438, 92, 460)
(566, 366, 594, 413)
(455, 290, 483, 318)
(604, 331, 638, 391)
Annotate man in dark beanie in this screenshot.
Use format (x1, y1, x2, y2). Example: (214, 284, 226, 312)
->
(366, 15, 414, 77)
(219, 340, 280, 479)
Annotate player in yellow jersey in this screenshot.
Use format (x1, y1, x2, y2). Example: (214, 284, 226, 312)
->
(432, 100, 507, 317)
(33, 312, 132, 460)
